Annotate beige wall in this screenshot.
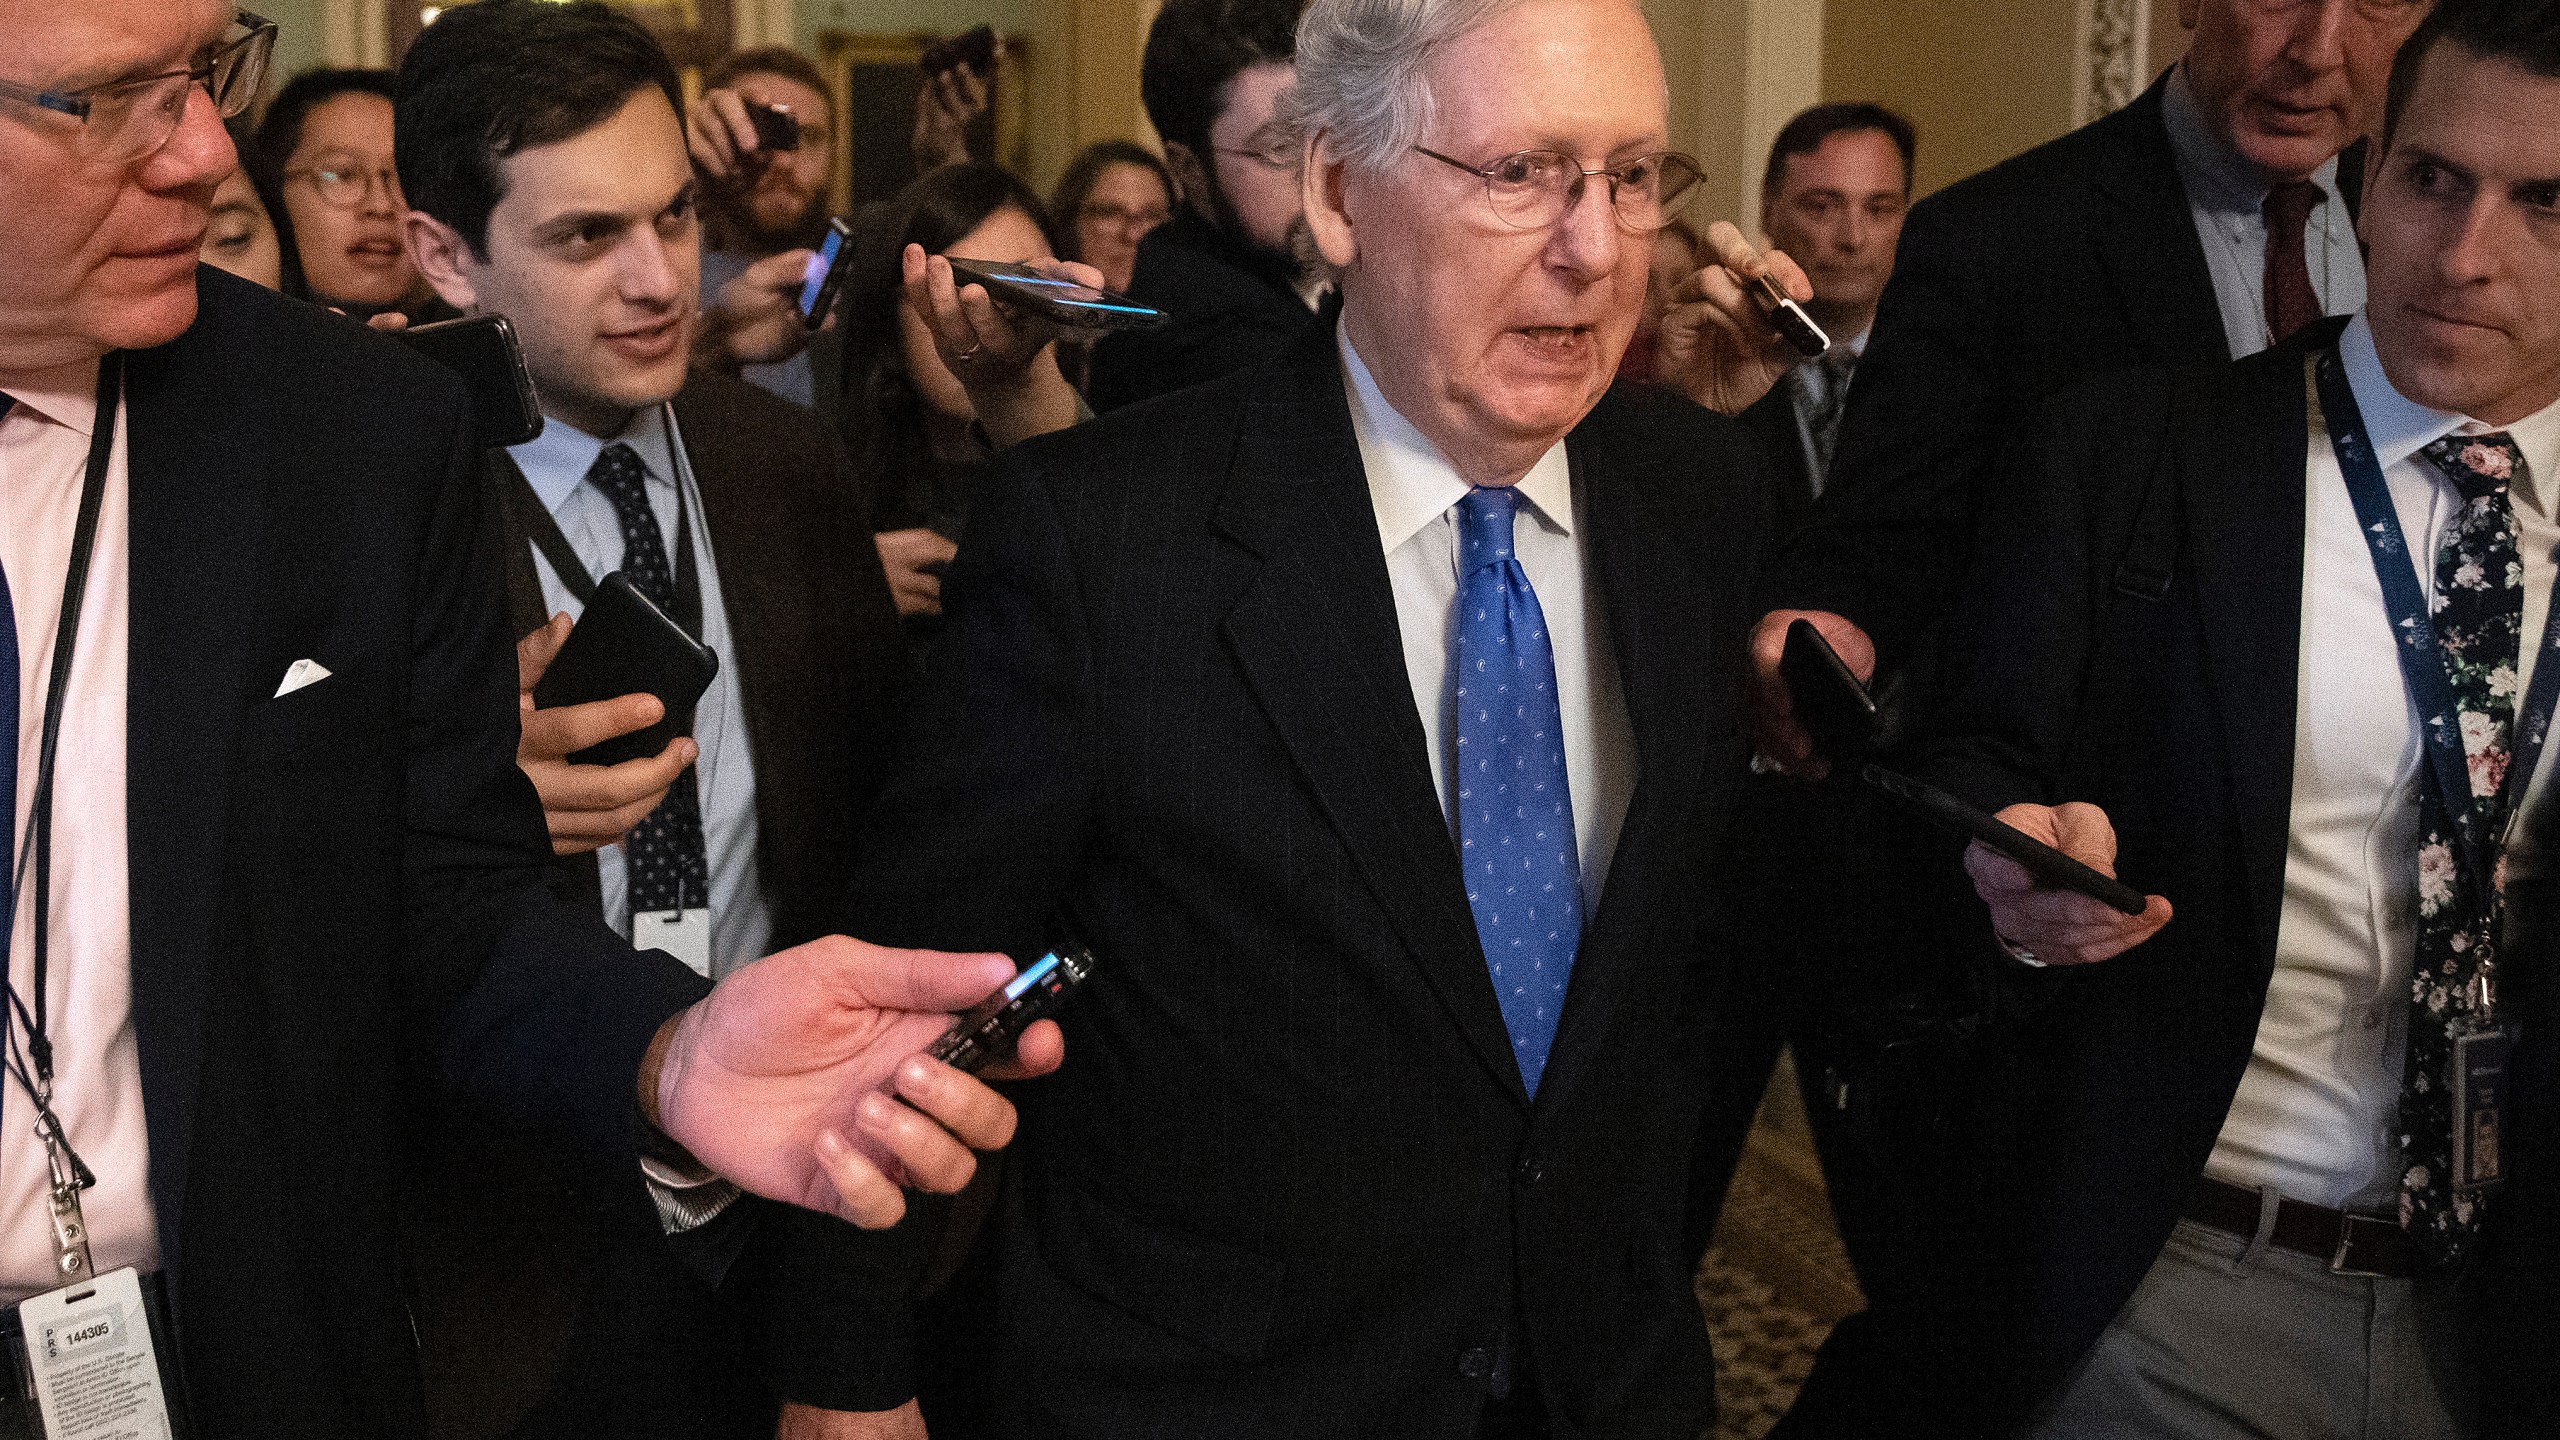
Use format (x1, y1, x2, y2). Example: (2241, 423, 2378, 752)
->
(1821, 0, 2084, 198)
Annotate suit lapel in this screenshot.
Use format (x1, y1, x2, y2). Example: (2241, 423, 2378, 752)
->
(120, 331, 269, 1261)
(1529, 404, 1718, 1107)
(2087, 82, 2233, 369)
(2182, 345, 2315, 959)
(1212, 341, 1529, 1108)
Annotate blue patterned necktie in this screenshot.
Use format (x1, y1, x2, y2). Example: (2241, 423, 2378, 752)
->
(585, 442, 708, 916)
(1452, 485, 1582, 1096)
(2398, 431, 2528, 1266)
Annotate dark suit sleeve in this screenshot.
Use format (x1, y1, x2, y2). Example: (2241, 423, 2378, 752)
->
(1762, 191, 2018, 664)
(850, 442, 1100, 953)
(398, 384, 711, 1174)
(1904, 391, 2112, 825)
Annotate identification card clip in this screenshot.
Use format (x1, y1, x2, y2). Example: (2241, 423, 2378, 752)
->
(632, 907, 713, 978)
(15, 1267, 173, 1439)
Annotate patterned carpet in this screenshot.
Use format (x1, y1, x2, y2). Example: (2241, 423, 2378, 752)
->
(1692, 1054, 1867, 1440)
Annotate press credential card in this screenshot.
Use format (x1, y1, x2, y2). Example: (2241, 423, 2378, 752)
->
(17, 1267, 172, 1440)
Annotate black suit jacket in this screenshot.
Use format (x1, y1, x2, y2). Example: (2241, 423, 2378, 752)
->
(1769, 76, 2241, 662)
(1085, 210, 1318, 414)
(1910, 320, 2554, 1434)
(113, 267, 709, 1436)
(1739, 377, 1822, 541)
(847, 330, 1766, 1438)
(406, 373, 915, 1435)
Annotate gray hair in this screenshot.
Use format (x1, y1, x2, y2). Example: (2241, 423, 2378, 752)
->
(1286, 0, 1537, 173)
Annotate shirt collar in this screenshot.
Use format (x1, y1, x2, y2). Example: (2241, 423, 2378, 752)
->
(2340, 310, 2560, 516)
(2162, 61, 2340, 215)
(506, 403, 677, 514)
(0, 356, 104, 437)
(1338, 327, 1573, 554)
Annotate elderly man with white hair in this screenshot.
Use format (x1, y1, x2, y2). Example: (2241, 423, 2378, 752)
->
(830, 0, 1805, 1436)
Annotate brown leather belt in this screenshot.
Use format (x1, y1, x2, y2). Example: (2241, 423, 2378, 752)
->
(2186, 1176, 2423, 1278)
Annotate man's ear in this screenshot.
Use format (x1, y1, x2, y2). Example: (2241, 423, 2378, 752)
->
(405, 210, 482, 313)
(1302, 130, 1358, 271)
(2179, 0, 2200, 30)
(1161, 141, 1213, 221)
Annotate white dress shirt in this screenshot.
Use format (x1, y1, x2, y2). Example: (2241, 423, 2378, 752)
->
(2207, 314, 2560, 1209)
(508, 406, 774, 979)
(2160, 63, 2367, 360)
(1338, 332, 1635, 917)
(0, 362, 158, 1301)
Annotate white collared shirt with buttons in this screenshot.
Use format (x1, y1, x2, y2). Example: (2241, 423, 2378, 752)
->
(2208, 313, 2560, 1210)
(1338, 331, 1635, 919)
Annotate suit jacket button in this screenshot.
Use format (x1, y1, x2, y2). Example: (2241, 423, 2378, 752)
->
(1457, 1347, 1492, 1380)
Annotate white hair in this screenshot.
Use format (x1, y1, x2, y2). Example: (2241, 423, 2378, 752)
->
(1286, 0, 1540, 173)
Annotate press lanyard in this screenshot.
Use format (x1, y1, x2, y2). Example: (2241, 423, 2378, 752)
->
(1, 354, 122, 1286)
(502, 405, 701, 638)
(2315, 347, 2560, 895)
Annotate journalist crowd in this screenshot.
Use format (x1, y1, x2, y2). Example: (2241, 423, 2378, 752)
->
(0, 0, 2553, 1435)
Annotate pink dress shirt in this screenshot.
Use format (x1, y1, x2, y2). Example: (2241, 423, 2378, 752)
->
(0, 358, 159, 1301)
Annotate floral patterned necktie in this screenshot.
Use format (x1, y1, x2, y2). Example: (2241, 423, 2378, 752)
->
(2399, 431, 2527, 1267)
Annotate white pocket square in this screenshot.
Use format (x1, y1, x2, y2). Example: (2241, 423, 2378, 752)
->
(274, 658, 332, 698)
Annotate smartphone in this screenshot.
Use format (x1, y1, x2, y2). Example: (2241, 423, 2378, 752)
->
(1751, 271, 1832, 359)
(396, 314, 544, 448)
(745, 98, 800, 154)
(1859, 766, 2150, 917)
(919, 24, 997, 78)
(921, 943, 1094, 1077)
(1780, 618, 1881, 763)
(798, 216, 856, 329)
(943, 257, 1170, 331)
(530, 572, 720, 768)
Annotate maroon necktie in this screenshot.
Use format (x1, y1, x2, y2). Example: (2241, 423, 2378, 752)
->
(2262, 181, 2324, 345)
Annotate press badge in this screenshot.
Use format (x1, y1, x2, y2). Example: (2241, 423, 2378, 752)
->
(16, 1268, 172, 1440)
(633, 908, 713, 978)
(2450, 1024, 2515, 1195)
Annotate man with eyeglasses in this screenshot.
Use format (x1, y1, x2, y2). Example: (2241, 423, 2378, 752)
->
(1083, 0, 1324, 414)
(833, 0, 1786, 1435)
(0, 4, 1056, 1435)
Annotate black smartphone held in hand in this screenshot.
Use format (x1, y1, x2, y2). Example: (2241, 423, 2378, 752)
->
(943, 257, 1170, 331)
(797, 216, 856, 329)
(1780, 618, 1881, 764)
(1751, 271, 1831, 359)
(924, 943, 1094, 1077)
(395, 314, 544, 448)
(530, 572, 720, 768)
(1860, 766, 2150, 917)
(745, 98, 800, 153)
(919, 23, 997, 78)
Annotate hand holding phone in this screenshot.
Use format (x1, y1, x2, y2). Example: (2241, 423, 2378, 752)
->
(1946, 794, 2173, 966)
(745, 99, 800, 154)
(530, 573, 720, 768)
(514, 613, 696, 856)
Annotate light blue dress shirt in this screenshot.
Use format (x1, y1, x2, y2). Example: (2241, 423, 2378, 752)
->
(2160, 63, 2367, 359)
(507, 405, 775, 978)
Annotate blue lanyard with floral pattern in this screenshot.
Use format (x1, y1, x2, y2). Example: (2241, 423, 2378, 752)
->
(2317, 347, 2560, 876)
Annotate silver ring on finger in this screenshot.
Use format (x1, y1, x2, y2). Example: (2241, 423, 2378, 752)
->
(1996, 934, 2047, 968)
(954, 343, 982, 363)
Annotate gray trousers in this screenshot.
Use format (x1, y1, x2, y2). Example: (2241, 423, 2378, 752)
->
(2026, 1214, 2475, 1440)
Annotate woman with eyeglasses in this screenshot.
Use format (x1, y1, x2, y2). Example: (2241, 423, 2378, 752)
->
(254, 68, 438, 319)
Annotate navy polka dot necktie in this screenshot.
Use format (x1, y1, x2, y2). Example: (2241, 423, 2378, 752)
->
(1451, 485, 1582, 1096)
(586, 442, 707, 917)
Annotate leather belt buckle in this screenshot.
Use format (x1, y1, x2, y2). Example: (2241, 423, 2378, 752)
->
(2329, 1212, 2395, 1277)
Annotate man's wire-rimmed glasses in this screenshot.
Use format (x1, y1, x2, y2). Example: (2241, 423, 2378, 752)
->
(1413, 145, 1704, 233)
(0, 12, 276, 165)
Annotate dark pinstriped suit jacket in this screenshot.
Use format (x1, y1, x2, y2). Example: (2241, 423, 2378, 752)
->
(848, 327, 1770, 1438)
